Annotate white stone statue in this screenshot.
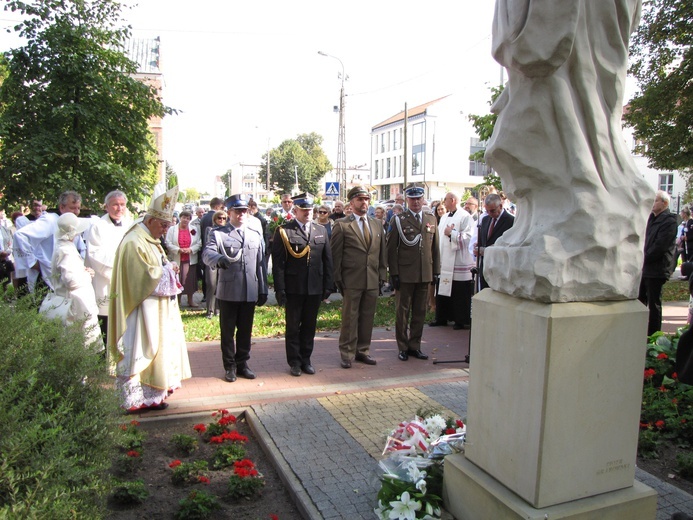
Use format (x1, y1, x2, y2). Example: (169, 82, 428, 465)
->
(484, 0, 653, 303)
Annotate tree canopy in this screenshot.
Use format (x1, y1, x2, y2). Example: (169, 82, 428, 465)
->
(625, 0, 693, 173)
(0, 0, 171, 210)
(259, 132, 332, 195)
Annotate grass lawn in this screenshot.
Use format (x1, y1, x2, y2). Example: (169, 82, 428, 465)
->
(180, 280, 689, 343)
(180, 296, 426, 343)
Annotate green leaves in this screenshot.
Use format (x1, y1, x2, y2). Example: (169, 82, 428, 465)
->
(625, 0, 693, 175)
(0, 0, 170, 209)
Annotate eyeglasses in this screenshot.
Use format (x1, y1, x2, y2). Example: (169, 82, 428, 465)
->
(216, 217, 227, 222)
(318, 210, 328, 214)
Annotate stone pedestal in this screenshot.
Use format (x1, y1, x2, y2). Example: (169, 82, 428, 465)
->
(444, 290, 656, 517)
(444, 455, 657, 520)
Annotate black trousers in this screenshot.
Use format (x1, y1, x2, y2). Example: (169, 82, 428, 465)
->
(638, 276, 667, 337)
(218, 299, 256, 370)
(435, 280, 473, 326)
(284, 293, 322, 367)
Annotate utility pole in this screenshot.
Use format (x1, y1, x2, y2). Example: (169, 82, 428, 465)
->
(403, 102, 408, 190)
(318, 51, 347, 201)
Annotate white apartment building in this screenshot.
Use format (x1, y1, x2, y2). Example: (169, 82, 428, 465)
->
(370, 94, 489, 202)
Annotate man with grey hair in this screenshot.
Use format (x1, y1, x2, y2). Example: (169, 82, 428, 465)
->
(86, 190, 132, 342)
(475, 192, 514, 290)
(638, 190, 678, 336)
(13, 190, 90, 291)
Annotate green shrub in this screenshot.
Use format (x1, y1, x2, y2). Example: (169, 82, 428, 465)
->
(0, 294, 123, 518)
(677, 451, 693, 479)
(175, 490, 221, 520)
(170, 433, 199, 456)
(211, 443, 247, 469)
(110, 478, 149, 504)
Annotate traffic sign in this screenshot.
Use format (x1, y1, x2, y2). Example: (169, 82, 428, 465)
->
(325, 182, 340, 197)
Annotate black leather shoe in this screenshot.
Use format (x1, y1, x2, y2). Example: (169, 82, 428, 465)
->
(149, 401, 169, 411)
(407, 349, 428, 360)
(301, 364, 316, 375)
(428, 321, 446, 327)
(398, 351, 409, 361)
(453, 323, 471, 330)
(224, 368, 237, 382)
(355, 354, 377, 365)
(340, 360, 352, 369)
(238, 366, 256, 379)
(290, 365, 302, 377)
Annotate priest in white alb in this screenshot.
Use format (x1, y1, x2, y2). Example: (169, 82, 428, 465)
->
(108, 185, 191, 413)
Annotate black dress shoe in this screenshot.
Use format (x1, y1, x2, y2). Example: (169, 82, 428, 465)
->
(290, 365, 302, 377)
(355, 354, 377, 365)
(149, 401, 169, 411)
(237, 366, 256, 379)
(301, 364, 316, 375)
(453, 323, 471, 330)
(224, 368, 237, 382)
(428, 321, 447, 327)
(398, 351, 409, 361)
(407, 349, 428, 360)
(340, 360, 352, 369)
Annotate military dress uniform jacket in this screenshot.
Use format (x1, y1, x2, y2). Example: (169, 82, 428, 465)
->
(272, 220, 333, 296)
(202, 224, 267, 303)
(386, 210, 440, 283)
(331, 214, 387, 290)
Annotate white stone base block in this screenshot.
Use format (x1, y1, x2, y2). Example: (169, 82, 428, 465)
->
(444, 455, 658, 520)
(463, 290, 648, 508)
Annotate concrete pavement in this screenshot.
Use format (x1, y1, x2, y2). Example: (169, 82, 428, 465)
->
(136, 299, 693, 519)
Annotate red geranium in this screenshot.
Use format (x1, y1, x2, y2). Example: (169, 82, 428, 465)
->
(644, 368, 656, 379)
(657, 353, 668, 360)
(198, 475, 210, 484)
(127, 450, 141, 458)
(193, 423, 206, 434)
(169, 460, 182, 468)
(655, 420, 665, 429)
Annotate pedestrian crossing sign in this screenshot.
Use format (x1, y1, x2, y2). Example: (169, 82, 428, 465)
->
(325, 182, 340, 196)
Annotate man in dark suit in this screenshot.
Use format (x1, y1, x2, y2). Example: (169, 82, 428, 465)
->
(272, 193, 333, 377)
(476, 193, 515, 290)
(387, 183, 440, 361)
(638, 190, 678, 336)
(200, 197, 224, 317)
(331, 185, 387, 369)
(202, 195, 268, 383)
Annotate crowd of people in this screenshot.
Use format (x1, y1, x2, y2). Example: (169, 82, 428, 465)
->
(34, 182, 693, 414)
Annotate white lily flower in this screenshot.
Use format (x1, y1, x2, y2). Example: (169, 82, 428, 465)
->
(389, 491, 422, 520)
(406, 463, 427, 482)
(374, 499, 389, 520)
(416, 478, 427, 494)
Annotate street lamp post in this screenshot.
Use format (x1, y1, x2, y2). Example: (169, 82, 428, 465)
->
(318, 51, 347, 201)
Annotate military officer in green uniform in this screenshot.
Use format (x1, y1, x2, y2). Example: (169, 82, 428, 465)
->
(386, 184, 440, 361)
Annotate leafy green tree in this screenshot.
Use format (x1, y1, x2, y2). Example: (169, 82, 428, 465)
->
(0, 0, 171, 210)
(184, 187, 200, 204)
(468, 85, 503, 163)
(625, 0, 693, 174)
(468, 85, 504, 194)
(260, 132, 331, 194)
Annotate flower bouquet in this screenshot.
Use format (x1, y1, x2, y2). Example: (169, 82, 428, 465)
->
(375, 413, 466, 520)
(269, 212, 292, 235)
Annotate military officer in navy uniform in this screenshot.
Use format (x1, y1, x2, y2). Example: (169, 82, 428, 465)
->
(386, 184, 440, 361)
(272, 193, 334, 377)
(202, 194, 268, 383)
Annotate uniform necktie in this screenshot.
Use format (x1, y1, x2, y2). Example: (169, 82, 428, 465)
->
(487, 217, 496, 239)
(361, 216, 371, 248)
(415, 213, 421, 223)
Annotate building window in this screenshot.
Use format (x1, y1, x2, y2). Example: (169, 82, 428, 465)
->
(393, 129, 399, 150)
(386, 158, 391, 178)
(381, 133, 385, 153)
(374, 160, 379, 179)
(381, 185, 390, 200)
(387, 131, 391, 152)
(659, 173, 674, 194)
(411, 122, 425, 175)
